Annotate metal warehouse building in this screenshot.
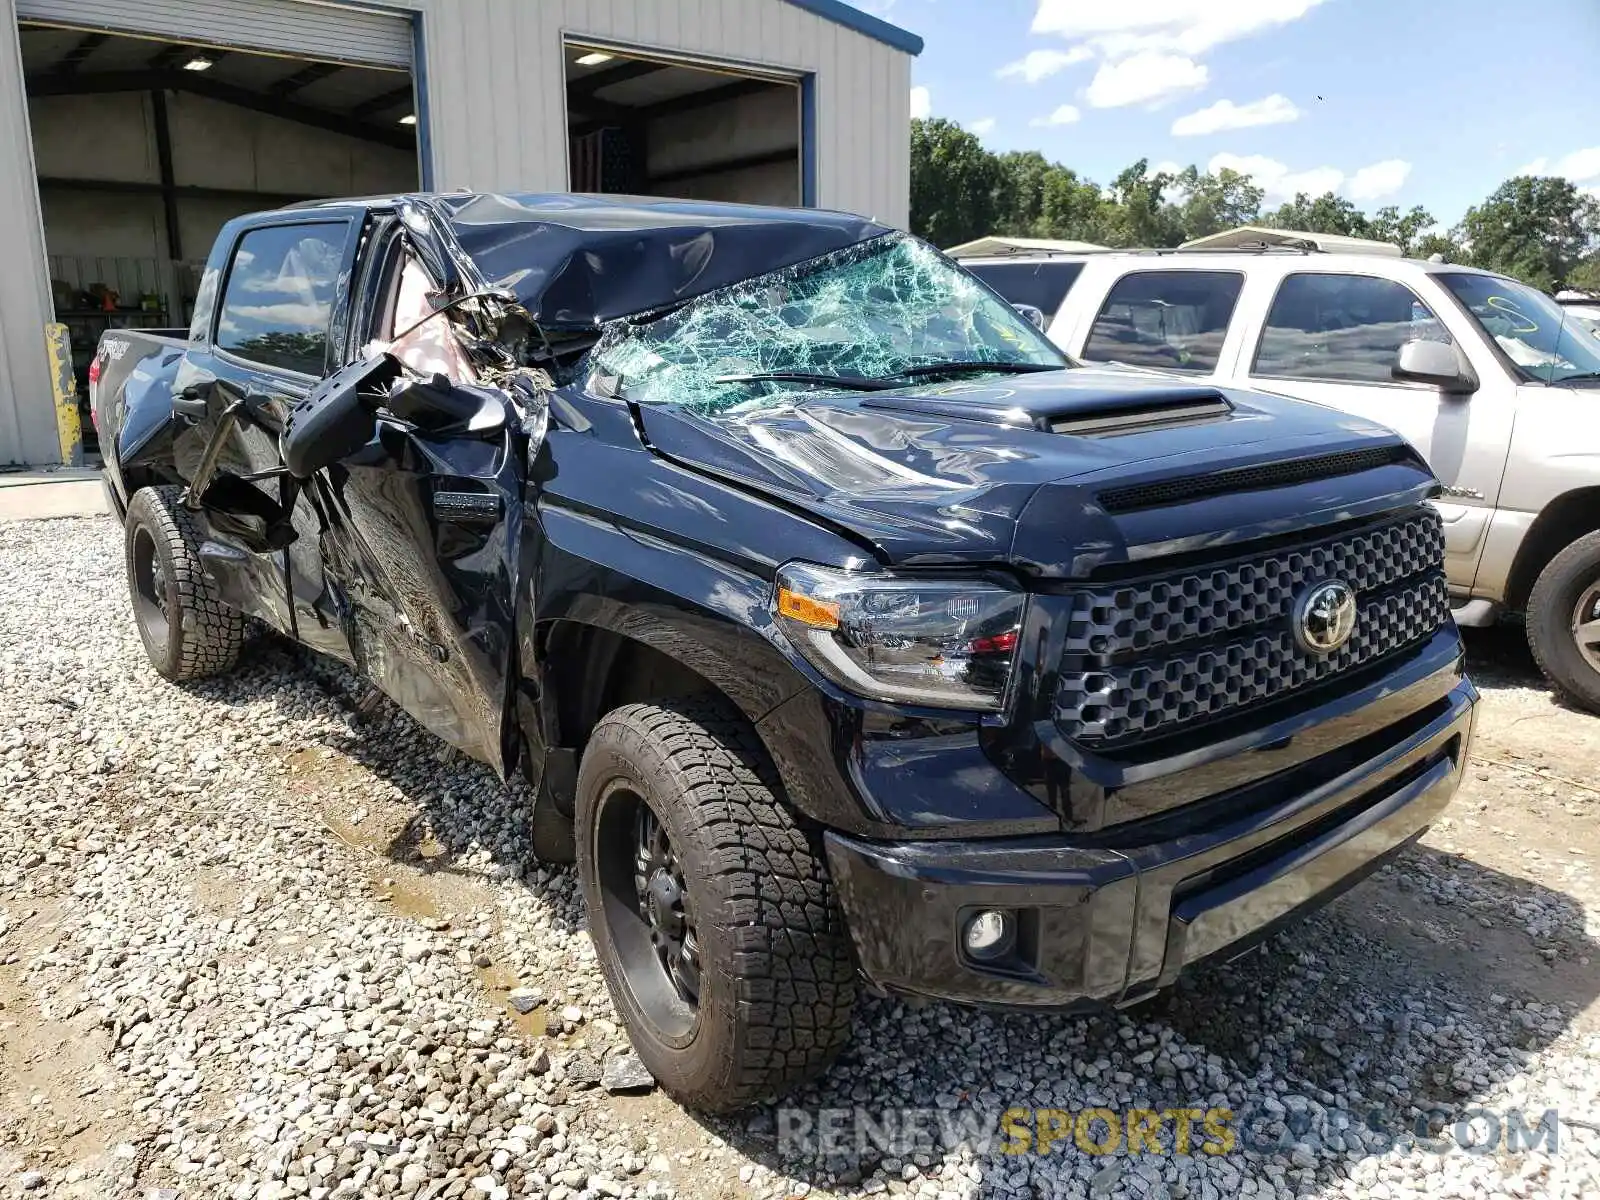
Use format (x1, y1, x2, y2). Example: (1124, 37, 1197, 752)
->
(0, 0, 921, 466)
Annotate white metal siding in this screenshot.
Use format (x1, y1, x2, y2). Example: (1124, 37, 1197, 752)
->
(401, 0, 910, 227)
(0, 0, 54, 465)
(16, 0, 413, 67)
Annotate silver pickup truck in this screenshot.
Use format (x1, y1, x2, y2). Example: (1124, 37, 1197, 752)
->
(968, 246, 1600, 711)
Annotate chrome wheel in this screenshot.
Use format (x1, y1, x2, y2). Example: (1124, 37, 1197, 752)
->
(1572, 582, 1600, 674)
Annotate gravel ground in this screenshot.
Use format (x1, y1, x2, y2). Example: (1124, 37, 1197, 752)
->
(2, 515, 1599, 1200)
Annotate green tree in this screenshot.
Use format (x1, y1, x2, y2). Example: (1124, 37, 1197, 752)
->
(1261, 191, 1373, 237)
(1038, 166, 1107, 243)
(1366, 204, 1437, 255)
(1097, 159, 1184, 247)
(909, 117, 1003, 248)
(992, 150, 1055, 235)
(1171, 165, 1264, 242)
(1459, 176, 1600, 291)
(1414, 231, 1466, 262)
(1563, 255, 1600, 294)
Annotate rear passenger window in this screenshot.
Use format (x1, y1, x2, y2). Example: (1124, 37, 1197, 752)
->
(1254, 273, 1451, 383)
(1083, 270, 1243, 373)
(965, 261, 1085, 316)
(216, 222, 347, 375)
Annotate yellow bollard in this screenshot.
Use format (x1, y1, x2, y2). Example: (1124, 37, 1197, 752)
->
(45, 322, 83, 467)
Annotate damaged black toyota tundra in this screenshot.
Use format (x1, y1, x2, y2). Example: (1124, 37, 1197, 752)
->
(94, 194, 1477, 1112)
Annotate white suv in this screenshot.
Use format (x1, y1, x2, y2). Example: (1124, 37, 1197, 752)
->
(967, 247, 1600, 711)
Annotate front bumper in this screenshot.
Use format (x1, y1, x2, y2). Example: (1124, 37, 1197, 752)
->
(824, 674, 1476, 1009)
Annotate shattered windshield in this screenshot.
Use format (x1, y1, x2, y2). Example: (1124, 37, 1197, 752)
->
(583, 232, 1067, 412)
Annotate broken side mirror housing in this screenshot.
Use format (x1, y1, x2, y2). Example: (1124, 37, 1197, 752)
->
(282, 353, 401, 479)
(385, 375, 510, 437)
(1393, 339, 1477, 396)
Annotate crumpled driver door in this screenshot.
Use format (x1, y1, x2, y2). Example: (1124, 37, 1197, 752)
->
(313, 399, 529, 775)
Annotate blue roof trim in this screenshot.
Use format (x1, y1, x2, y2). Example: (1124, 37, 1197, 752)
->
(781, 0, 924, 55)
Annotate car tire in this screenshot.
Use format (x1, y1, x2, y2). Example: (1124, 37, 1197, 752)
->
(575, 696, 856, 1112)
(124, 485, 244, 682)
(1527, 529, 1600, 713)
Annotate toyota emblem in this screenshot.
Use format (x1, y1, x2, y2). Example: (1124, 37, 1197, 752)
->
(1293, 580, 1357, 656)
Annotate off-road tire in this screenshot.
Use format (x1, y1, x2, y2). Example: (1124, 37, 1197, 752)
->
(1527, 529, 1600, 713)
(124, 485, 244, 681)
(575, 697, 856, 1112)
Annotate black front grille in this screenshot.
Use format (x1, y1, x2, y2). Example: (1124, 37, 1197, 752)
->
(1098, 445, 1411, 513)
(1054, 508, 1448, 746)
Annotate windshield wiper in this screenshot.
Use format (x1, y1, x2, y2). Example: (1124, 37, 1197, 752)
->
(714, 371, 896, 392)
(1552, 372, 1600, 385)
(886, 360, 1064, 380)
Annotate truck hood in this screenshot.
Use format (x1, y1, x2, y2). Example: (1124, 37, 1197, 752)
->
(635, 368, 1438, 578)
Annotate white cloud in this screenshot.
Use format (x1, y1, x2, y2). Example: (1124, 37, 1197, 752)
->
(1556, 148, 1600, 180)
(1348, 159, 1412, 200)
(1513, 149, 1600, 181)
(967, 117, 997, 135)
(1031, 0, 1327, 57)
(996, 47, 1093, 83)
(1150, 160, 1185, 176)
(1207, 152, 1343, 199)
(1171, 94, 1299, 137)
(1030, 104, 1082, 128)
(909, 86, 931, 120)
(1085, 53, 1207, 108)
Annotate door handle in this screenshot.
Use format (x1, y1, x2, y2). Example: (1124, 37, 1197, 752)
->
(173, 384, 208, 419)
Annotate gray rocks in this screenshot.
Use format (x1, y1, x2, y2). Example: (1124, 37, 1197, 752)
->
(601, 1051, 655, 1094)
(3, 516, 1600, 1200)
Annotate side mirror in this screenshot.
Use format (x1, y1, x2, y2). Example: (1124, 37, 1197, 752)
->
(281, 353, 400, 479)
(1013, 302, 1048, 332)
(1393, 339, 1476, 395)
(386, 376, 509, 437)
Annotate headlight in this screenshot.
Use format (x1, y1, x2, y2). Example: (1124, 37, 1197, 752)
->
(772, 562, 1025, 711)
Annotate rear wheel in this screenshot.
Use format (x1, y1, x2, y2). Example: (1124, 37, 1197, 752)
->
(124, 486, 244, 681)
(575, 697, 856, 1111)
(1527, 529, 1600, 713)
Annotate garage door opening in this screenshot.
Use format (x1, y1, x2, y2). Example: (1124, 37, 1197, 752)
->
(566, 43, 803, 206)
(18, 20, 420, 449)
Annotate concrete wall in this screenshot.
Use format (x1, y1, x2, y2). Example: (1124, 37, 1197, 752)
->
(31, 91, 416, 265)
(645, 85, 799, 205)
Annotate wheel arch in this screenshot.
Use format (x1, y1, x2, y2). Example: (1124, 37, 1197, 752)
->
(1504, 487, 1600, 613)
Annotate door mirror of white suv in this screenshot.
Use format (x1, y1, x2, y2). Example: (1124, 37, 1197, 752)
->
(1393, 339, 1477, 395)
(1013, 302, 1048, 331)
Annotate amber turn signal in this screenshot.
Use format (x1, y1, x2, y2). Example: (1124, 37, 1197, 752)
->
(776, 586, 841, 630)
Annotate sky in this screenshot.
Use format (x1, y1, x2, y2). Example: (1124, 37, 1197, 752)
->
(858, 0, 1600, 228)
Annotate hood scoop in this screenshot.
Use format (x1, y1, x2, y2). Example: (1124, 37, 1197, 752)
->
(859, 383, 1231, 436)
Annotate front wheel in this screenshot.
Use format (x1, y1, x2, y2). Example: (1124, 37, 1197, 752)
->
(124, 486, 244, 681)
(575, 697, 856, 1112)
(1527, 529, 1600, 713)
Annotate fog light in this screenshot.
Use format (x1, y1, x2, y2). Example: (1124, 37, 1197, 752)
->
(962, 909, 1015, 961)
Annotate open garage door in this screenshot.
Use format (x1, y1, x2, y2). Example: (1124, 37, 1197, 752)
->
(566, 43, 804, 207)
(16, 17, 419, 453)
(16, 0, 411, 68)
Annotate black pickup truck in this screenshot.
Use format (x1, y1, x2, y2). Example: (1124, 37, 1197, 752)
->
(93, 193, 1477, 1112)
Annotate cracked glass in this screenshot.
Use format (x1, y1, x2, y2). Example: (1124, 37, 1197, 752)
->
(584, 232, 1065, 413)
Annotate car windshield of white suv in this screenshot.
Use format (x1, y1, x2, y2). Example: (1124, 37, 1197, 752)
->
(1439, 273, 1600, 385)
(584, 232, 1067, 413)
